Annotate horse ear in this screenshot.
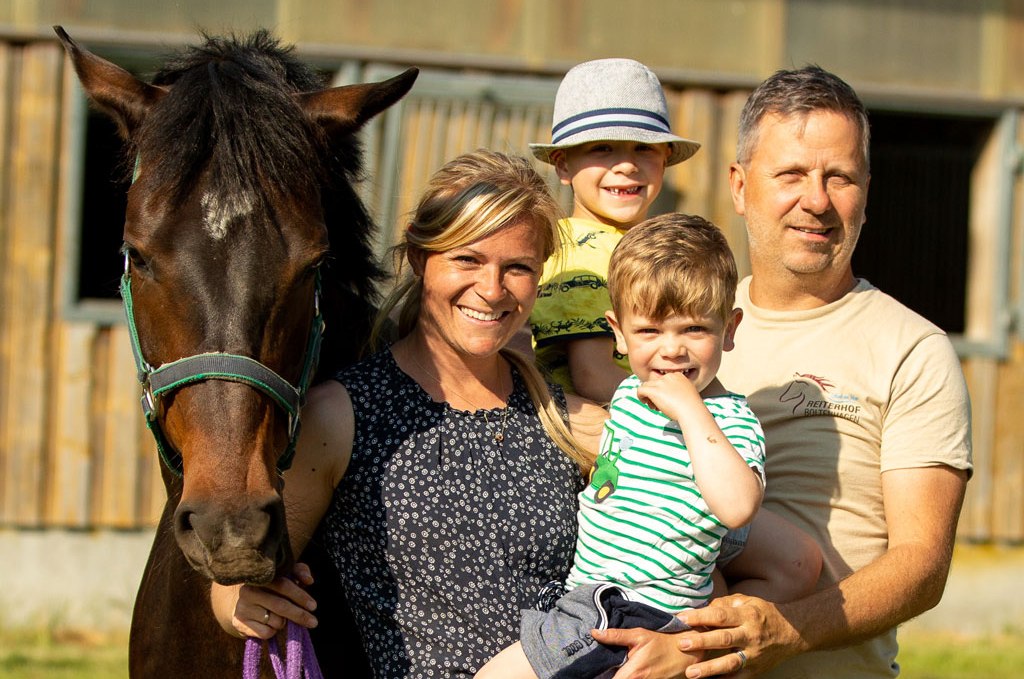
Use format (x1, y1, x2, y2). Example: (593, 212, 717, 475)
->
(54, 25, 166, 140)
(299, 67, 419, 136)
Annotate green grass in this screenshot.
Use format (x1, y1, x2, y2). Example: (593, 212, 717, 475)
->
(0, 628, 128, 679)
(2, 627, 1022, 678)
(898, 629, 1024, 679)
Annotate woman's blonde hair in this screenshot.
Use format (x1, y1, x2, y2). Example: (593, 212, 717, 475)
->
(372, 149, 592, 470)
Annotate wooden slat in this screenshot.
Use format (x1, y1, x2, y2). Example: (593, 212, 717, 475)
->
(0, 42, 63, 525)
(714, 90, 750, 278)
(964, 114, 1001, 340)
(426, 98, 450, 179)
(43, 43, 87, 526)
(443, 97, 469, 160)
(395, 99, 431, 243)
(505, 106, 529, 158)
(475, 100, 497, 151)
(992, 340, 1024, 540)
(45, 323, 97, 525)
(958, 356, 998, 541)
(957, 103, 1009, 542)
(0, 44, 12, 523)
(95, 325, 142, 527)
(136, 408, 165, 527)
(668, 88, 717, 219)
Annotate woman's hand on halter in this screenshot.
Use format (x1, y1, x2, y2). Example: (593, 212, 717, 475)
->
(212, 562, 320, 639)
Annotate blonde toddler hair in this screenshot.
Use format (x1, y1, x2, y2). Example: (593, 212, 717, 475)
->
(608, 213, 738, 324)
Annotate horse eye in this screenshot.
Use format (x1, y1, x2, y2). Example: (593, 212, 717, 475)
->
(122, 244, 151, 273)
(309, 254, 330, 276)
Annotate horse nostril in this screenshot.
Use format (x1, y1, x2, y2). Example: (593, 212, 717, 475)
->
(257, 496, 286, 550)
(265, 503, 280, 538)
(174, 505, 197, 537)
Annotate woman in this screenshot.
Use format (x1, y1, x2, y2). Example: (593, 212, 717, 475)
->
(213, 150, 606, 676)
(213, 150, 706, 677)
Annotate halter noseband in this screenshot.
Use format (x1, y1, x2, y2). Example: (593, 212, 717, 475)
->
(121, 252, 325, 476)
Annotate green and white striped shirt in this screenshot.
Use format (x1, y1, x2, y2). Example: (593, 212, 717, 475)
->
(565, 374, 765, 613)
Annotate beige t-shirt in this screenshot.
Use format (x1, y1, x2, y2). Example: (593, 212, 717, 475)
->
(718, 277, 972, 679)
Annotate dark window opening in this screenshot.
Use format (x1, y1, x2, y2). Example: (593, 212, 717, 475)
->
(856, 112, 993, 335)
(78, 109, 129, 301)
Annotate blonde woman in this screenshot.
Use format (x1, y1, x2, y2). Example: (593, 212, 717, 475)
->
(212, 150, 609, 676)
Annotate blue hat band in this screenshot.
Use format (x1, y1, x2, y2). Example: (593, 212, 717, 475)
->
(551, 107, 672, 144)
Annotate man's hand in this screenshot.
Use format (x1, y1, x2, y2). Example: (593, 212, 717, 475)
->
(675, 594, 806, 678)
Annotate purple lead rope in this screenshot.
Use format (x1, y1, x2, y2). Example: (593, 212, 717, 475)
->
(243, 621, 323, 679)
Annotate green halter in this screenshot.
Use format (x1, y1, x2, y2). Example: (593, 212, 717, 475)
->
(121, 253, 325, 476)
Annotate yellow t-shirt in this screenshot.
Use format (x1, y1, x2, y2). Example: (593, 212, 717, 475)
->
(530, 217, 631, 393)
(718, 277, 973, 678)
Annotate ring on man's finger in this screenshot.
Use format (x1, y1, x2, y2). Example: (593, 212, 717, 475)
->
(262, 609, 270, 625)
(736, 649, 748, 670)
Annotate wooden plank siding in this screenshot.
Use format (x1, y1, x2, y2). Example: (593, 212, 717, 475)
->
(0, 37, 1020, 543)
(95, 326, 143, 527)
(667, 89, 718, 222)
(44, 322, 96, 525)
(0, 43, 12, 525)
(993, 342, 1024, 541)
(0, 41, 62, 526)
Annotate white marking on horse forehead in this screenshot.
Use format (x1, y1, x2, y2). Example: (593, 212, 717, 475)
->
(201, 191, 255, 239)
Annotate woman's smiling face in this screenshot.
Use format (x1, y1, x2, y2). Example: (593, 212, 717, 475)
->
(411, 218, 546, 360)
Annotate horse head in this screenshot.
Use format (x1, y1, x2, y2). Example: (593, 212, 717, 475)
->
(56, 26, 416, 585)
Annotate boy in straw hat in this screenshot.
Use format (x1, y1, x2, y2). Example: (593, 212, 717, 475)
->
(529, 58, 699, 403)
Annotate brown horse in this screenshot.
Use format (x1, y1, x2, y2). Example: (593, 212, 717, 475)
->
(56, 26, 416, 677)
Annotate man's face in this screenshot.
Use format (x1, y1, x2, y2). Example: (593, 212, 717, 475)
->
(730, 110, 869, 290)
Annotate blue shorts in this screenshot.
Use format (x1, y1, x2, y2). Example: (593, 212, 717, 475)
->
(520, 583, 689, 679)
(717, 524, 751, 567)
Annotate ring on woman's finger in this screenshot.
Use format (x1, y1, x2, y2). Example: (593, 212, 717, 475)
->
(736, 649, 748, 670)
(262, 609, 270, 625)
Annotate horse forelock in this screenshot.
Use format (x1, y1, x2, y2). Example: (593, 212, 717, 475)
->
(136, 31, 329, 219)
(130, 29, 386, 376)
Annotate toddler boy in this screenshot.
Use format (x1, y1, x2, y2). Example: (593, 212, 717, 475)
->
(478, 214, 816, 679)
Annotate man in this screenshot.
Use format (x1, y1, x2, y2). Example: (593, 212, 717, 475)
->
(596, 66, 973, 678)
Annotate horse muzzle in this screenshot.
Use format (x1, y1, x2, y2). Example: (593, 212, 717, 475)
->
(173, 492, 289, 585)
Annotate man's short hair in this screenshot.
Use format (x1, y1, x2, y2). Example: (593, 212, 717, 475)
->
(736, 65, 870, 166)
(608, 213, 737, 323)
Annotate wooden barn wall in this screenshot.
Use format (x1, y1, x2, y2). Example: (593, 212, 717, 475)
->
(0, 39, 163, 529)
(0, 37, 1021, 543)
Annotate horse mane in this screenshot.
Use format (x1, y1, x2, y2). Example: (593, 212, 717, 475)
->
(134, 30, 387, 377)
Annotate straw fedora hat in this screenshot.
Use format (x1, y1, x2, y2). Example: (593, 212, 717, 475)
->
(529, 58, 700, 167)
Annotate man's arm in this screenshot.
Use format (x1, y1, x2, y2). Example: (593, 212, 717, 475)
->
(673, 464, 968, 678)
